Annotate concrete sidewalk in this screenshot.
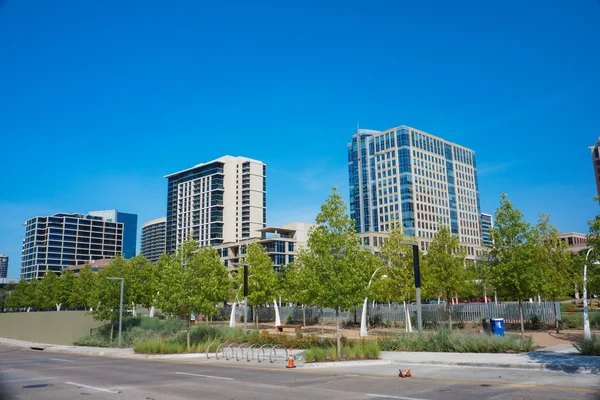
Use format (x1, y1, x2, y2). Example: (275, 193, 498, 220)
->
(2, 337, 599, 374)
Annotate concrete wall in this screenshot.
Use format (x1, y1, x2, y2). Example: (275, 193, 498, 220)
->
(0, 311, 105, 345)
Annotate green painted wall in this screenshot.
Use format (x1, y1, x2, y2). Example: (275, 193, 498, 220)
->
(0, 311, 105, 345)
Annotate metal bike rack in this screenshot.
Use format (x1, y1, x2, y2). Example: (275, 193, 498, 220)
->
(269, 345, 289, 363)
(215, 343, 228, 360)
(223, 345, 233, 360)
(236, 343, 250, 361)
(246, 344, 257, 362)
(257, 344, 270, 363)
(206, 342, 216, 359)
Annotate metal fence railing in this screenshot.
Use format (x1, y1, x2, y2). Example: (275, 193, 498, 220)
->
(225, 302, 561, 325)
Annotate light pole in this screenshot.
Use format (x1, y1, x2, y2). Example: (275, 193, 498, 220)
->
(400, 241, 422, 335)
(360, 266, 391, 337)
(584, 249, 594, 340)
(106, 277, 124, 347)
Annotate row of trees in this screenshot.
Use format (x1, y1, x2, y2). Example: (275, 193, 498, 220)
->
(2, 189, 598, 350)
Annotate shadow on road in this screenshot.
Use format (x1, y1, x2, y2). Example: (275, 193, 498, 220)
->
(526, 350, 600, 375)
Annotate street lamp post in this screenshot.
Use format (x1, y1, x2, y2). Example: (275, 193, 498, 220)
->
(584, 249, 593, 340)
(243, 264, 248, 335)
(106, 277, 124, 347)
(360, 266, 390, 337)
(400, 241, 422, 335)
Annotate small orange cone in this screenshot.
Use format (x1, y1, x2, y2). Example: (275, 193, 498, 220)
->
(399, 369, 411, 378)
(286, 348, 296, 369)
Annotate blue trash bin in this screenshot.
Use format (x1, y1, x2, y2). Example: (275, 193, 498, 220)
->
(491, 318, 505, 336)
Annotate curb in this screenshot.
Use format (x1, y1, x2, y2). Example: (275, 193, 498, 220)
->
(300, 360, 393, 369)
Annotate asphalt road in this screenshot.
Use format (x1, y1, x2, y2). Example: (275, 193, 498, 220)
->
(1, 345, 599, 400)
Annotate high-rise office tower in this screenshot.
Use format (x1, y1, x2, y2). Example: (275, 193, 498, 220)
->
(348, 125, 482, 258)
(590, 137, 600, 197)
(0, 254, 8, 278)
(140, 217, 167, 262)
(88, 210, 138, 259)
(165, 156, 266, 253)
(21, 213, 124, 280)
(480, 213, 493, 248)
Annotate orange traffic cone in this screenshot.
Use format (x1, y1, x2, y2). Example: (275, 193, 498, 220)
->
(399, 369, 411, 378)
(286, 348, 296, 369)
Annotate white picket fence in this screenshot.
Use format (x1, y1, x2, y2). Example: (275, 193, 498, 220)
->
(233, 302, 561, 324)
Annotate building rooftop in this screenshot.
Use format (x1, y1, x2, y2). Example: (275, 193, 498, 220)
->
(164, 156, 264, 178)
(142, 217, 167, 228)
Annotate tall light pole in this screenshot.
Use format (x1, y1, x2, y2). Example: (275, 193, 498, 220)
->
(360, 266, 391, 337)
(243, 264, 248, 335)
(584, 249, 593, 340)
(400, 241, 422, 335)
(106, 277, 124, 347)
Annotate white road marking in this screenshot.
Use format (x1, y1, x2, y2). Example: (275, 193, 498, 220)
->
(2, 377, 59, 383)
(49, 358, 76, 363)
(174, 372, 233, 380)
(65, 381, 120, 393)
(366, 394, 430, 400)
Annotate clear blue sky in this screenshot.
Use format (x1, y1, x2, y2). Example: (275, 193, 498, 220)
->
(1, 0, 599, 278)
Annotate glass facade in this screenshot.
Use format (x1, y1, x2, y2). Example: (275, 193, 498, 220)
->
(0, 254, 7, 278)
(348, 125, 482, 257)
(480, 213, 493, 248)
(20, 213, 124, 280)
(140, 217, 166, 262)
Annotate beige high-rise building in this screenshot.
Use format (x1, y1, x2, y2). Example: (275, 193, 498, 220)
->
(348, 125, 482, 259)
(165, 156, 266, 253)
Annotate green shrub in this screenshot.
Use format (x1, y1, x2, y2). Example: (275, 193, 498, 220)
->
(573, 334, 600, 356)
(368, 313, 384, 327)
(457, 321, 466, 330)
(525, 315, 543, 330)
(560, 312, 583, 329)
(303, 341, 380, 362)
(72, 333, 110, 347)
(377, 328, 533, 353)
(295, 330, 303, 339)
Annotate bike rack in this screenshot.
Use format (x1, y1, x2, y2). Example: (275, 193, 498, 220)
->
(246, 344, 257, 362)
(269, 345, 289, 363)
(206, 342, 216, 359)
(236, 343, 250, 361)
(257, 344, 270, 363)
(225, 344, 235, 360)
(215, 343, 228, 360)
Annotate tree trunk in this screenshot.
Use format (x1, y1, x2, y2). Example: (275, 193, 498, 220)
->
(302, 305, 306, 327)
(335, 307, 341, 358)
(553, 296, 559, 334)
(254, 306, 258, 327)
(518, 299, 525, 337)
(446, 294, 452, 330)
(321, 308, 324, 334)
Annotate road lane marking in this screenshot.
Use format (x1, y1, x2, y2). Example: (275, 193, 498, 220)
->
(2, 377, 59, 383)
(49, 358, 76, 363)
(408, 377, 600, 393)
(65, 382, 120, 393)
(174, 372, 233, 380)
(367, 394, 430, 400)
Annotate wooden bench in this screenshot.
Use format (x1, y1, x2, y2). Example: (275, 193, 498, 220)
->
(276, 325, 302, 333)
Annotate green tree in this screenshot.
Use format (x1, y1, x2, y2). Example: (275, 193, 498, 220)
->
(58, 270, 76, 310)
(421, 225, 467, 328)
(36, 271, 60, 311)
(377, 224, 415, 304)
(536, 213, 574, 333)
(124, 255, 157, 314)
(297, 187, 372, 355)
(586, 197, 600, 297)
(90, 256, 130, 343)
(234, 242, 277, 326)
(70, 265, 97, 310)
(489, 194, 541, 336)
(6, 278, 33, 311)
(193, 246, 230, 318)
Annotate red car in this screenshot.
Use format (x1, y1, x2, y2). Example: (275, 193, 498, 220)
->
(471, 297, 491, 303)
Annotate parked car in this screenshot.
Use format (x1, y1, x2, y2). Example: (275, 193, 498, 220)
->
(471, 297, 491, 303)
(457, 299, 469, 303)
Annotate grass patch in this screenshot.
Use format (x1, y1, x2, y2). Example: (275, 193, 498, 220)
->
(378, 328, 534, 353)
(573, 334, 600, 356)
(303, 340, 381, 362)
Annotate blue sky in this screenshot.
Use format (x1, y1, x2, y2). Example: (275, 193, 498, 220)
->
(1, 0, 599, 277)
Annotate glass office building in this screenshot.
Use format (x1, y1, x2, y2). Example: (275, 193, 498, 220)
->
(348, 125, 483, 258)
(21, 213, 124, 280)
(0, 254, 8, 279)
(140, 217, 166, 262)
(480, 213, 493, 248)
(89, 210, 138, 259)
